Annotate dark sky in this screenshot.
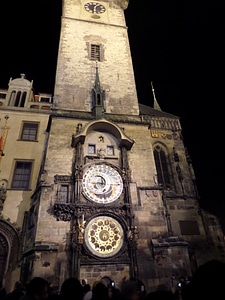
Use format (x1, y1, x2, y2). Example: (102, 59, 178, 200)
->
(0, 0, 224, 230)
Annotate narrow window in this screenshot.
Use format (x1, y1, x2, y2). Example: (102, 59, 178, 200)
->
(12, 161, 32, 189)
(9, 91, 16, 106)
(90, 44, 101, 61)
(154, 145, 170, 188)
(15, 91, 21, 107)
(59, 185, 69, 203)
(20, 92, 26, 107)
(107, 146, 114, 155)
(88, 144, 96, 154)
(21, 123, 38, 141)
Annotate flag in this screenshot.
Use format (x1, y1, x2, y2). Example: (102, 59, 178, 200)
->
(0, 136, 2, 151)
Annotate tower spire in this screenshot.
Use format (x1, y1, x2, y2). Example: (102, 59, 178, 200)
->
(151, 81, 161, 111)
(94, 61, 101, 95)
(91, 62, 105, 118)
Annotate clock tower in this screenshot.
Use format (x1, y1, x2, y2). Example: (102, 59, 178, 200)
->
(53, 0, 139, 116)
(17, 0, 225, 293)
(22, 0, 142, 287)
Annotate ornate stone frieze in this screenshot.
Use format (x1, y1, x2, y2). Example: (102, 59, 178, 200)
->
(53, 203, 133, 221)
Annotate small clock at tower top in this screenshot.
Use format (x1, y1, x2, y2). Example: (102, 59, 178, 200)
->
(83, 0, 129, 12)
(84, 2, 106, 14)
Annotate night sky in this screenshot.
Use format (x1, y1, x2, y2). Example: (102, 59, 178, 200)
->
(0, 0, 224, 230)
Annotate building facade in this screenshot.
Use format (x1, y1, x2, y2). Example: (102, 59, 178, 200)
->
(0, 75, 52, 291)
(1, 0, 225, 293)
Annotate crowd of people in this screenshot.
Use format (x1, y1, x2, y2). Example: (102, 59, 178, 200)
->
(1, 259, 225, 300)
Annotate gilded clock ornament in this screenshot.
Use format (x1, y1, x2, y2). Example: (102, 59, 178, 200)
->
(84, 2, 106, 14)
(82, 164, 123, 203)
(85, 216, 124, 257)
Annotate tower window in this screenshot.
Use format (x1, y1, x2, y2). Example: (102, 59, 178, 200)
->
(90, 44, 101, 61)
(11, 161, 33, 189)
(54, 175, 72, 203)
(88, 144, 96, 154)
(21, 122, 38, 141)
(58, 185, 70, 203)
(107, 146, 114, 155)
(153, 145, 171, 188)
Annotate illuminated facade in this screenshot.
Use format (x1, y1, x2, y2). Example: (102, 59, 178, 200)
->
(0, 0, 225, 293)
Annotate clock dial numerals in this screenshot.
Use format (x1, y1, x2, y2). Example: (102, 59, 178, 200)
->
(82, 164, 123, 203)
(84, 2, 106, 14)
(85, 216, 124, 257)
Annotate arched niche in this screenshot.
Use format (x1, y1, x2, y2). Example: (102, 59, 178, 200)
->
(71, 119, 134, 150)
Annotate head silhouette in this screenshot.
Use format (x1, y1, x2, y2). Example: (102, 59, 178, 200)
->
(60, 278, 83, 300)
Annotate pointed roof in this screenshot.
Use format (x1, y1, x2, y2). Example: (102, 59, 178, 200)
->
(137, 81, 179, 118)
(153, 97, 162, 111)
(151, 81, 162, 111)
(139, 103, 179, 118)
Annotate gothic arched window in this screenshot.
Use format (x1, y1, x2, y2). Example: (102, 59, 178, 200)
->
(153, 145, 171, 189)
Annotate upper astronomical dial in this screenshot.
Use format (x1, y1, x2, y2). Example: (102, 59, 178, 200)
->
(82, 164, 123, 203)
(84, 2, 106, 14)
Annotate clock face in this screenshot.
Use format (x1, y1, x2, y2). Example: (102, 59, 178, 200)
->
(84, 2, 106, 14)
(85, 216, 124, 257)
(82, 164, 123, 203)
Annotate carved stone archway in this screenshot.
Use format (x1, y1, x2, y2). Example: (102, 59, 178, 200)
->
(0, 218, 20, 288)
(0, 232, 8, 283)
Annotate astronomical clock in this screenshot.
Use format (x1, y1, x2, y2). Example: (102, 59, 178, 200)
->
(69, 124, 136, 273)
(85, 216, 124, 258)
(82, 164, 123, 204)
(81, 162, 124, 258)
(78, 162, 125, 260)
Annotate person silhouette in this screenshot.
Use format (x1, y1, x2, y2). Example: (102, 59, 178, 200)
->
(20, 277, 49, 300)
(182, 259, 225, 300)
(60, 278, 83, 300)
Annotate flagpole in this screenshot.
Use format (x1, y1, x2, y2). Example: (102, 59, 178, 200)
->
(151, 81, 157, 103)
(0, 115, 9, 164)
